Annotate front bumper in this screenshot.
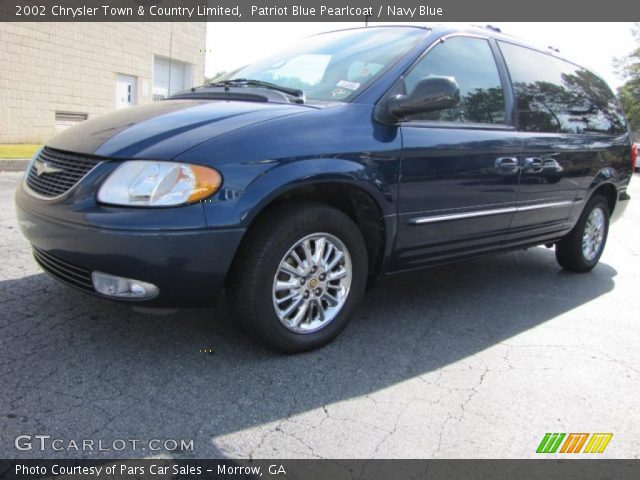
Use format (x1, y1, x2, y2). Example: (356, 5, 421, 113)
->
(16, 192, 245, 308)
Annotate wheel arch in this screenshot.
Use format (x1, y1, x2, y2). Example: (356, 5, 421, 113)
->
(586, 168, 619, 215)
(590, 182, 617, 215)
(238, 169, 394, 280)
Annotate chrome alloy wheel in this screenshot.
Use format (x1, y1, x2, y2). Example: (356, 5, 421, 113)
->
(582, 207, 605, 261)
(272, 233, 353, 333)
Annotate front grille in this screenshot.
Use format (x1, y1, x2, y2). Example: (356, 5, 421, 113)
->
(33, 248, 94, 292)
(26, 147, 102, 198)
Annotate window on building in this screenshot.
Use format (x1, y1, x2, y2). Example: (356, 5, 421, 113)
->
(403, 36, 506, 124)
(153, 56, 194, 100)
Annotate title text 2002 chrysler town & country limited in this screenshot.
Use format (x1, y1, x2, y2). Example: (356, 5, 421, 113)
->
(16, 26, 634, 352)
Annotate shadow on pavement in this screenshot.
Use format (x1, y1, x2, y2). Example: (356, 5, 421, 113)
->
(0, 246, 617, 458)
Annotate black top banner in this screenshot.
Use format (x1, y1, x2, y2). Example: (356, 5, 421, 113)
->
(1, 0, 639, 21)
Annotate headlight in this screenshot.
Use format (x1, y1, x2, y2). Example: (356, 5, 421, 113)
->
(97, 161, 221, 207)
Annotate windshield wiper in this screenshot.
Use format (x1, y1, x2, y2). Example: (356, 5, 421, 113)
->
(207, 78, 305, 103)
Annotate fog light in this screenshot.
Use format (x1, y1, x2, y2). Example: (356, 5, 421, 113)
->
(91, 271, 159, 299)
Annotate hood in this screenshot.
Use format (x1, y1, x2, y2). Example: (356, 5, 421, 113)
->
(46, 100, 308, 160)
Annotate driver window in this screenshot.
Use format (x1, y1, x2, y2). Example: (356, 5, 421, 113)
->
(404, 36, 506, 124)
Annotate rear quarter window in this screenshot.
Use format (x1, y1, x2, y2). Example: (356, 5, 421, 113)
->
(498, 41, 627, 135)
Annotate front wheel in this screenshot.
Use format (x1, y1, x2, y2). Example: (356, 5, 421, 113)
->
(227, 203, 368, 353)
(555, 195, 609, 272)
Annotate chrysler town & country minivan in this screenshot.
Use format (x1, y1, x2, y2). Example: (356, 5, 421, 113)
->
(16, 26, 634, 352)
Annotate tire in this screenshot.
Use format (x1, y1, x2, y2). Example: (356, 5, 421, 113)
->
(555, 195, 609, 272)
(227, 202, 368, 353)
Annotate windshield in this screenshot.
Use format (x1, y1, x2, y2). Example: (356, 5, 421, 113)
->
(216, 27, 427, 103)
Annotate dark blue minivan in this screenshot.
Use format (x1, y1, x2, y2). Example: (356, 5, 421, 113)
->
(16, 26, 634, 352)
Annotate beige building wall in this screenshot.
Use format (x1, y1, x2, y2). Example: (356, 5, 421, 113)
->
(0, 22, 206, 144)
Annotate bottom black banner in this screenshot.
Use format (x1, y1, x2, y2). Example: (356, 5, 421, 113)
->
(1, 459, 640, 480)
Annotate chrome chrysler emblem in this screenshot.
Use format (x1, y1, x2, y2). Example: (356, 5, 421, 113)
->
(34, 160, 63, 176)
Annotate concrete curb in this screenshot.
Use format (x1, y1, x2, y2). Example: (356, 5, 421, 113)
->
(0, 159, 30, 171)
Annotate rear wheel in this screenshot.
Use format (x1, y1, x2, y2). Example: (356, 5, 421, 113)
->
(555, 195, 609, 272)
(227, 203, 368, 353)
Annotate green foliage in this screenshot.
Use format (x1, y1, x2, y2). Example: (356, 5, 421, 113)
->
(618, 83, 640, 137)
(615, 23, 640, 137)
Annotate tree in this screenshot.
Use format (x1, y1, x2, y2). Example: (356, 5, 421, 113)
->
(462, 87, 505, 124)
(615, 23, 640, 139)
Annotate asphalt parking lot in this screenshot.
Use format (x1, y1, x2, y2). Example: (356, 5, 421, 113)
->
(1, 170, 639, 459)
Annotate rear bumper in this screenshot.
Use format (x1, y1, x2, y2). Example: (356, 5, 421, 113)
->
(16, 203, 245, 308)
(611, 189, 631, 224)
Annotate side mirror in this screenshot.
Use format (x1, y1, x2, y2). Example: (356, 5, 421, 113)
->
(380, 76, 461, 124)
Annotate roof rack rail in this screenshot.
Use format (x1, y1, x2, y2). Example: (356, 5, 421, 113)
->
(484, 25, 501, 33)
(547, 46, 560, 53)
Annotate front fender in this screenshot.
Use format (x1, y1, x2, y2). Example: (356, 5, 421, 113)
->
(177, 102, 402, 230)
(201, 157, 395, 228)
(239, 158, 394, 224)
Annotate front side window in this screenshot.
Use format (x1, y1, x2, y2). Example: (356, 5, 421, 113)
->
(403, 36, 506, 124)
(499, 42, 627, 134)
(218, 27, 426, 102)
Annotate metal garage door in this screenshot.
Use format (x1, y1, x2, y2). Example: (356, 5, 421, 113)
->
(153, 56, 194, 100)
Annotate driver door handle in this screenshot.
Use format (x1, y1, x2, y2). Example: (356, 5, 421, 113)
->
(523, 157, 544, 173)
(495, 157, 519, 174)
